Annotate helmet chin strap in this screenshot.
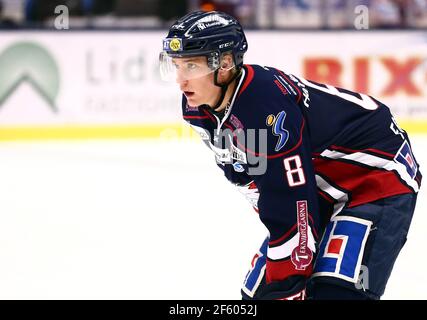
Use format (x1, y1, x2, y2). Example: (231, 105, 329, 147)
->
(211, 67, 241, 112)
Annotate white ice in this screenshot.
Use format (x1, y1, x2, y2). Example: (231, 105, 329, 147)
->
(0, 135, 425, 300)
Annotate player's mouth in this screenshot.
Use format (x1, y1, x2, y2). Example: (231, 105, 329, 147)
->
(184, 91, 195, 98)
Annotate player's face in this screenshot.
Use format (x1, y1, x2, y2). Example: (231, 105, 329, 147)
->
(172, 57, 221, 107)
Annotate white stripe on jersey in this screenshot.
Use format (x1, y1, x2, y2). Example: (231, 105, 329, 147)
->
(267, 227, 316, 261)
(315, 174, 349, 219)
(320, 149, 419, 193)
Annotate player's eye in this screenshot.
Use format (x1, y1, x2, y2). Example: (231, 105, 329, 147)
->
(187, 63, 198, 71)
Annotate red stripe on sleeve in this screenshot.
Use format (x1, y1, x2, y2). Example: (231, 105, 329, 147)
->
(314, 158, 412, 207)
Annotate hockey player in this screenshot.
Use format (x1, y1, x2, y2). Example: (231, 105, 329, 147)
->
(159, 11, 422, 300)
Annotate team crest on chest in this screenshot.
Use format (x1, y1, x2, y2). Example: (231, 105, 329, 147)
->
(266, 111, 289, 151)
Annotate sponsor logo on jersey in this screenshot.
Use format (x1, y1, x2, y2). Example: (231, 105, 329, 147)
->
(291, 201, 313, 270)
(232, 162, 245, 172)
(266, 111, 289, 151)
(227, 142, 246, 163)
(185, 103, 199, 112)
(274, 75, 297, 96)
(229, 114, 244, 129)
(274, 72, 311, 108)
(273, 79, 288, 96)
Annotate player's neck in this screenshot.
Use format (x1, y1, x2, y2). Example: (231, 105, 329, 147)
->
(213, 78, 238, 113)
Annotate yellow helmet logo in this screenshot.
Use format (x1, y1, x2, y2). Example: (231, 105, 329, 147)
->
(169, 39, 181, 51)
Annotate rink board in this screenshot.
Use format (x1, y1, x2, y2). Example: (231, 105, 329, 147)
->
(0, 31, 427, 139)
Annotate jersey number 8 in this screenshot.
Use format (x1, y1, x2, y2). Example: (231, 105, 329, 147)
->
(283, 155, 306, 187)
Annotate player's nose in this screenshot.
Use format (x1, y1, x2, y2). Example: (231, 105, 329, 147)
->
(176, 74, 188, 87)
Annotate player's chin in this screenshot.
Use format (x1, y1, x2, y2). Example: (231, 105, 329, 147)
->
(186, 96, 199, 107)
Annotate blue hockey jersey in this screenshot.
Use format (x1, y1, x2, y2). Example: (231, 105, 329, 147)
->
(181, 64, 422, 289)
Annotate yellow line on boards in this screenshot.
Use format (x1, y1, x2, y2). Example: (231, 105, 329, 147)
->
(398, 121, 427, 134)
(0, 121, 425, 141)
(0, 124, 199, 141)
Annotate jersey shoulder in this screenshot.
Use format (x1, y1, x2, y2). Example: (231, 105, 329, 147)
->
(233, 65, 306, 158)
(241, 65, 306, 104)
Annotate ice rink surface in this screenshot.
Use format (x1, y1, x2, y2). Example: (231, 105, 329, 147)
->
(0, 135, 426, 300)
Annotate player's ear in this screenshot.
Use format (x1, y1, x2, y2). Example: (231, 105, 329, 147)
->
(220, 54, 234, 70)
(218, 54, 235, 80)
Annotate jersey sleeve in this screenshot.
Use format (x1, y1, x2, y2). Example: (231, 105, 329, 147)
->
(250, 94, 320, 298)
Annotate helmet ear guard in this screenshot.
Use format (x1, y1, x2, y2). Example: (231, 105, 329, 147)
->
(208, 51, 236, 72)
(207, 51, 220, 70)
